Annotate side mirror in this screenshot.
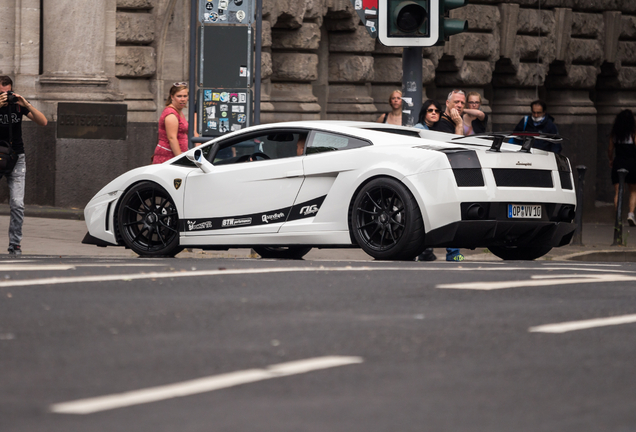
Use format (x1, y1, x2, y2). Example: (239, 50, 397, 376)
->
(186, 149, 213, 173)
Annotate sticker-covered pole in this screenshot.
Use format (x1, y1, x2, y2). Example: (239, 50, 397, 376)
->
(254, 0, 262, 125)
(188, 0, 198, 148)
(402, 47, 422, 127)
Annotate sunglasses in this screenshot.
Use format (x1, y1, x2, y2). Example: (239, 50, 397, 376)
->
(427, 109, 440, 113)
(173, 82, 188, 87)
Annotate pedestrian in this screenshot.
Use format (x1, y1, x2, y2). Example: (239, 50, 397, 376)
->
(433, 90, 465, 135)
(152, 82, 190, 164)
(462, 91, 488, 135)
(512, 99, 561, 153)
(0, 75, 48, 255)
(414, 99, 442, 130)
(607, 109, 636, 226)
(377, 90, 408, 126)
(414, 98, 465, 262)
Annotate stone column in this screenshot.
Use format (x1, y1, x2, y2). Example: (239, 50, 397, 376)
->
(41, 0, 108, 85)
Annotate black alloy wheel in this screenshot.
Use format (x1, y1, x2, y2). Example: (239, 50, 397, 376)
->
(253, 246, 312, 260)
(488, 245, 553, 261)
(117, 181, 182, 257)
(351, 177, 425, 260)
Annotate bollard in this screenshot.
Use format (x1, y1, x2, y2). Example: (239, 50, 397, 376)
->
(612, 168, 629, 246)
(571, 165, 586, 246)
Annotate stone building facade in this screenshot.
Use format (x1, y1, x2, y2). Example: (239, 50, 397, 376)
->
(1, 0, 635, 219)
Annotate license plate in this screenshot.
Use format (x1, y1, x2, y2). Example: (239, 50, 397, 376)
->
(508, 204, 542, 219)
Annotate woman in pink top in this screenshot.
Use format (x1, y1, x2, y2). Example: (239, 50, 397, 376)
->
(152, 82, 190, 164)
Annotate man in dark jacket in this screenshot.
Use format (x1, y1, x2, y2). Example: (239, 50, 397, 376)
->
(512, 99, 561, 153)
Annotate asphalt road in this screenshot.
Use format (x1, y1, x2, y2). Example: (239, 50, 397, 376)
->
(2, 256, 636, 432)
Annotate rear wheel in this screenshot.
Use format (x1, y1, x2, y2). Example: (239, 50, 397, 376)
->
(118, 181, 182, 257)
(350, 177, 424, 260)
(488, 245, 552, 261)
(253, 246, 312, 260)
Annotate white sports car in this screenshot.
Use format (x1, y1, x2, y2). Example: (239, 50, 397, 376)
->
(83, 121, 576, 260)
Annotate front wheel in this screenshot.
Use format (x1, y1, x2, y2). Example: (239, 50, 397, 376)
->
(253, 246, 312, 260)
(117, 181, 182, 257)
(350, 177, 425, 260)
(488, 245, 552, 261)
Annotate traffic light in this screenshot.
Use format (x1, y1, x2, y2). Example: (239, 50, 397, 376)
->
(378, 0, 439, 47)
(377, 0, 467, 47)
(436, 0, 467, 44)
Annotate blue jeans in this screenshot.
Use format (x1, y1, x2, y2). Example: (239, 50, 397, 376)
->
(3, 154, 26, 246)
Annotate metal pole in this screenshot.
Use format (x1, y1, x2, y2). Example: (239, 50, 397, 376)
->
(253, 0, 262, 125)
(612, 168, 629, 246)
(402, 47, 422, 127)
(188, 0, 198, 148)
(571, 165, 586, 246)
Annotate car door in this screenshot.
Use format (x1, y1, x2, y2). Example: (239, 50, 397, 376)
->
(182, 130, 307, 237)
(280, 130, 373, 234)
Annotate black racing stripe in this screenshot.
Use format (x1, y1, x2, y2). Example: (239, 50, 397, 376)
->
(179, 195, 327, 232)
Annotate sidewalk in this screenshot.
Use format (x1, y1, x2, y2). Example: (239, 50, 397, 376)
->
(0, 204, 635, 261)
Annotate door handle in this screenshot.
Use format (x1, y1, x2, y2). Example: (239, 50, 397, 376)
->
(285, 170, 303, 178)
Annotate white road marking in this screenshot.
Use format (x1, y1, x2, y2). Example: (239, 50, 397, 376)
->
(0, 265, 77, 271)
(1, 265, 635, 289)
(436, 274, 636, 290)
(529, 314, 636, 333)
(50, 356, 363, 415)
(542, 262, 621, 267)
(0, 263, 165, 272)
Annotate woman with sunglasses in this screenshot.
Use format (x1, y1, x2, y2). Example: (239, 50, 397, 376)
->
(152, 82, 190, 164)
(414, 99, 443, 130)
(413, 99, 465, 262)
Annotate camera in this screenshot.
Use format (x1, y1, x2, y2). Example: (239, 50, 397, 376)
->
(5, 91, 17, 104)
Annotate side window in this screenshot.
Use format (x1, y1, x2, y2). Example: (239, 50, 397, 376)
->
(306, 132, 371, 155)
(212, 132, 308, 165)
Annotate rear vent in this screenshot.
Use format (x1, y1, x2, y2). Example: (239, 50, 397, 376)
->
(559, 171, 573, 190)
(453, 169, 485, 187)
(492, 169, 553, 188)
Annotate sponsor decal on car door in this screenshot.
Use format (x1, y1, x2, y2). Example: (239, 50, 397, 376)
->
(182, 157, 305, 235)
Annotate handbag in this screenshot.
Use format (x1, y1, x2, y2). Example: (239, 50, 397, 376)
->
(0, 105, 17, 174)
(0, 141, 18, 174)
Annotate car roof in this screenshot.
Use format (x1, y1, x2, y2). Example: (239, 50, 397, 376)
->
(227, 120, 454, 146)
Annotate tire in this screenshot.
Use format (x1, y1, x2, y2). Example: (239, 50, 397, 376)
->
(350, 177, 425, 260)
(253, 246, 312, 260)
(488, 245, 552, 261)
(117, 181, 183, 257)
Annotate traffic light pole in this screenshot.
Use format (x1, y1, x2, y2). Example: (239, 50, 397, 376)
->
(402, 46, 422, 127)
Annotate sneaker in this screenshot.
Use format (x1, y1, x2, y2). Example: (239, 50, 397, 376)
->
(416, 248, 437, 262)
(8, 244, 22, 256)
(628, 213, 636, 227)
(446, 251, 465, 262)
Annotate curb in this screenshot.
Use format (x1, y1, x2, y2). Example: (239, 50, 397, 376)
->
(0, 204, 84, 221)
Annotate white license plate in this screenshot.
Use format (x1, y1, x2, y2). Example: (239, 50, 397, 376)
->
(508, 204, 542, 219)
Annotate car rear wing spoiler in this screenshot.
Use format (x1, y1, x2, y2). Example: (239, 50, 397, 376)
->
(452, 132, 563, 153)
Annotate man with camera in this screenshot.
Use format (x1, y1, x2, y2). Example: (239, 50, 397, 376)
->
(0, 76, 47, 255)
